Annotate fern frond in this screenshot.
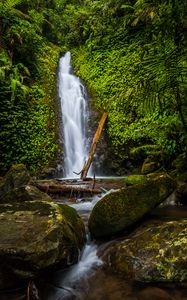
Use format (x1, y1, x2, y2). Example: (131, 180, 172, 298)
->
(3, 0, 23, 10)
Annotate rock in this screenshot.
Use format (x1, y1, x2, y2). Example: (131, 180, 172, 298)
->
(1, 184, 52, 204)
(172, 153, 187, 174)
(0, 201, 86, 289)
(175, 183, 187, 206)
(104, 219, 187, 283)
(88, 174, 175, 238)
(141, 158, 160, 175)
(137, 287, 172, 300)
(0, 164, 30, 200)
(140, 149, 166, 175)
(0, 164, 52, 204)
(124, 175, 148, 186)
(41, 167, 57, 178)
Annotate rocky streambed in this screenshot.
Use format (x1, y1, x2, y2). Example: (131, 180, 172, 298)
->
(1, 165, 187, 300)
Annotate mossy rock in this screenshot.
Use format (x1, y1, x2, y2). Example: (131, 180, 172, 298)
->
(0, 201, 86, 289)
(0, 164, 30, 200)
(104, 219, 187, 282)
(0, 164, 52, 204)
(172, 153, 187, 174)
(88, 174, 176, 238)
(1, 185, 52, 204)
(124, 174, 148, 186)
(141, 160, 160, 175)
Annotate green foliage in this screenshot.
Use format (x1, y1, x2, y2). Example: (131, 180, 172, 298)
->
(69, 0, 187, 169)
(0, 0, 61, 175)
(0, 0, 186, 174)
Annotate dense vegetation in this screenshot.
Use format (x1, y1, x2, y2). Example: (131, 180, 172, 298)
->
(0, 0, 61, 175)
(0, 0, 187, 175)
(63, 0, 187, 173)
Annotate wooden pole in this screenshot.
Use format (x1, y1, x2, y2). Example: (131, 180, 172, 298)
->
(81, 112, 108, 180)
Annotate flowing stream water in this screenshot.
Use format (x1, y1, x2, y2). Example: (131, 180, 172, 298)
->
(58, 52, 90, 178)
(38, 196, 187, 300)
(47, 52, 104, 299)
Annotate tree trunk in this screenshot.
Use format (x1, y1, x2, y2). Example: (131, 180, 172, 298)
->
(81, 112, 108, 179)
(34, 181, 102, 196)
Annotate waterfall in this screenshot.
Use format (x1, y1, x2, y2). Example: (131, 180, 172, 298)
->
(58, 52, 90, 178)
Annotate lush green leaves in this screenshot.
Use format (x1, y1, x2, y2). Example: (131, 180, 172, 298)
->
(70, 0, 187, 168)
(0, 0, 61, 175)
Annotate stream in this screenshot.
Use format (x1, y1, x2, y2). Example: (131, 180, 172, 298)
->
(38, 191, 187, 300)
(1, 190, 187, 300)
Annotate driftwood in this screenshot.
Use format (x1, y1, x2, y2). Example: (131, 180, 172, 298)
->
(81, 112, 108, 179)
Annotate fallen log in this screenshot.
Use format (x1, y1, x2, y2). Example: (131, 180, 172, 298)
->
(34, 181, 102, 196)
(81, 112, 108, 180)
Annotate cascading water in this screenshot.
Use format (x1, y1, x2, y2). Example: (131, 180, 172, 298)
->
(58, 52, 90, 178)
(43, 194, 104, 300)
(51, 52, 103, 300)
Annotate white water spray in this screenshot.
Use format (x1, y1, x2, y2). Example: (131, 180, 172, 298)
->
(58, 52, 90, 178)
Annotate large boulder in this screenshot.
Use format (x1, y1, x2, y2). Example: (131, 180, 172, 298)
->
(0, 164, 52, 204)
(0, 200, 86, 289)
(103, 219, 187, 282)
(88, 174, 175, 238)
(0, 164, 30, 200)
(1, 184, 52, 204)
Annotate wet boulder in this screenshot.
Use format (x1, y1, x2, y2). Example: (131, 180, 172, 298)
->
(0, 201, 86, 289)
(1, 184, 52, 204)
(0, 164, 30, 201)
(88, 174, 175, 238)
(104, 219, 187, 283)
(0, 164, 52, 204)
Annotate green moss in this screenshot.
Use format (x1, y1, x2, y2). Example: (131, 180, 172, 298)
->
(141, 161, 160, 175)
(89, 174, 176, 238)
(124, 175, 148, 186)
(25, 44, 61, 174)
(0, 199, 86, 288)
(107, 220, 187, 282)
(58, 204, 86, 247)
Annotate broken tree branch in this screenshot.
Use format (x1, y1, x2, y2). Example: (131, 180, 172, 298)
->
(80, 112, 108, 180)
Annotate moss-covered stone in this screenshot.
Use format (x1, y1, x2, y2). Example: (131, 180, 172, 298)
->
(58, 204, 86, 249)
(104, 219, 187, 283)
(172, 153, 187, 174)
(124, 174, 148, 186)
(0, 164, 30, 200)
(88, 174, 176, 238)
(0, 201, 86, 289)
(0, 164, 53, 204)
(141, 159, 160, 175)
(1, 185, 52, 204)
